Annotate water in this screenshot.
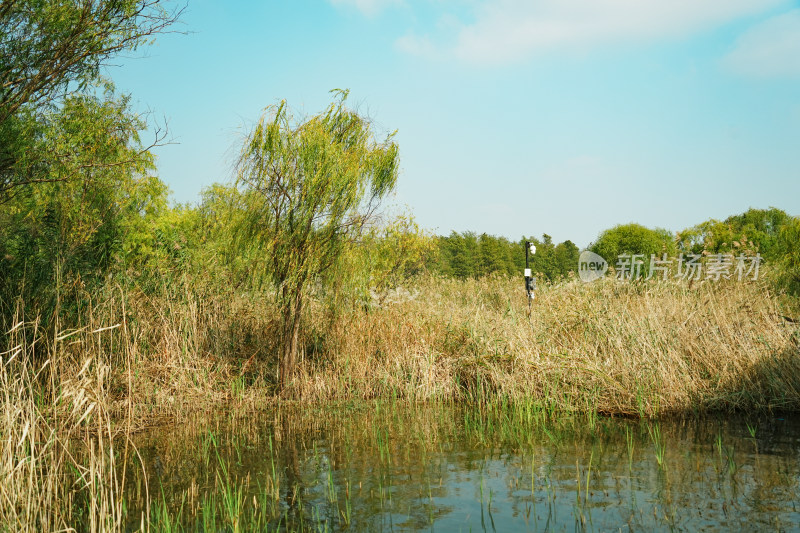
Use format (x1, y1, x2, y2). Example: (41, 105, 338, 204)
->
(124, 404, 800, 531)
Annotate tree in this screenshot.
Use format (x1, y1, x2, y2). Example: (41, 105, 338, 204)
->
(776, 216, 800, 295)
(591, 223, 675, 264)
(553, 240, 579, 278)
(317, 214, 436, 311)
(450, 232, 479, 278)
(677, 208, 792, 260)
(0, 0, 180, 202)
(353, 215, 435, 294)
(477, 233, 514, 277)
(235, 90, 399, 389)
(0, 92, 163, 324)
(476, 234, 496, 276)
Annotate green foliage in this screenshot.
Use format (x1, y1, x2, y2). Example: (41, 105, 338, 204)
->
(234, 90, 400, 386)
(522, 234, 580, 281)
(0, 0, 178, 332)
(0, 0, 179, 200)
(591, 224, 676, 264)
(431, 232, 578, 282)
(676, 207, 791, 260)
(672, 207, 800, 294)
(554, 240, 580, 277)
(322, 214, 437, 310)
(775, 216, 800, 295)
(358, 215, 436, 292)
(0, 93, 163, 325)
(437, 232, 479, 279)
(477, 233, 514, 278)
(724, 208, 791, 259)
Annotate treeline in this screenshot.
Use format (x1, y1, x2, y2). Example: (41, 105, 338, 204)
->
(589, 207, 800, 293)
(424, 206, 800, 292)
(430, 232, 579, 281)
(590, 207, 794, 262)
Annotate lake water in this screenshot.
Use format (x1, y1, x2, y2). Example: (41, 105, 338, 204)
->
(124, 404, 800, 531)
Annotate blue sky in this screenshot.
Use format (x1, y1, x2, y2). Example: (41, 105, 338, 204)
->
(110, 0, 800, 247)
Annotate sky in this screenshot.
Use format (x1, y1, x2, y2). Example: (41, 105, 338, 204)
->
(110, 0, 800, 248)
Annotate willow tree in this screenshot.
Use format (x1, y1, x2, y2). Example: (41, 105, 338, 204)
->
(235, 90, 399, 389)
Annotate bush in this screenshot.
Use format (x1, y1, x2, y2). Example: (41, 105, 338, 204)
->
(591, 223, 675, 264)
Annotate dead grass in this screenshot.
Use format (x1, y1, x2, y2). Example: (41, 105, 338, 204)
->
(7, 273, 798, 422)
(290, 275, 800, 415)
(52, 272, 799, 418)
(0, 309, 146, 531)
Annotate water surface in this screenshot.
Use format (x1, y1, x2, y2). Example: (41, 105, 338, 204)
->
(125, 404, 800, 531)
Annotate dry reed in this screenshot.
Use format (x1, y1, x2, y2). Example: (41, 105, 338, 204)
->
(291, 275, 800, 415)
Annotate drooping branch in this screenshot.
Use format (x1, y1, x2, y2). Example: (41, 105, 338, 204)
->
(234, 92, 399, 388)
(0, 0, 185, 126)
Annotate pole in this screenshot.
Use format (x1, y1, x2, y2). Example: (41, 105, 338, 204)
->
(524, 241, 532, 318)
(525, 240, 530, 271)
(523, 241, 537, 319)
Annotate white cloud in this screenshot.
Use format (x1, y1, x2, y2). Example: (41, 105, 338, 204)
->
(396, 0, 786, 65)
(329, 0, 403, 17)
(723, 9, 800, 78)
(395, 33, 444, 60)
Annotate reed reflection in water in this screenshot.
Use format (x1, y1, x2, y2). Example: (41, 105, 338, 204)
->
(125, 404, 800, 531)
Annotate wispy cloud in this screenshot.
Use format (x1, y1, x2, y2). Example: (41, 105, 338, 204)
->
(395, 33, 444, 60)
(723, 9, 800, 78)
(397, 0, 786, 65)
(328, 0, 403, 17)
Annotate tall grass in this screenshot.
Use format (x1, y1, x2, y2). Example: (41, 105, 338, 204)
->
(0, 304, 148, 531)
(4, 272, 797, 428)
(291, 275, 800, 415)
(38, 270, 795, 417)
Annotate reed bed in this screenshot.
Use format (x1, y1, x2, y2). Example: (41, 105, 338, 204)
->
(4, 274, 797, 424)
(292, 275, 800, 415)
(0, 308, 149, 531)
(40, 273, 798, 417)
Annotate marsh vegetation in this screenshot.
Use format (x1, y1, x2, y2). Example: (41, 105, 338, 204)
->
(2, 270, 800, 530)
(3, 2, 800, 530)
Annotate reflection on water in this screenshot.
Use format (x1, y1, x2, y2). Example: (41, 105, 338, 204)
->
(125, 404, 800, 531)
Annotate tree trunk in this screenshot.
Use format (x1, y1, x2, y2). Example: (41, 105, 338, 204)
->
(280, 413, 303, 516)
(279, 290, 303, 391)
